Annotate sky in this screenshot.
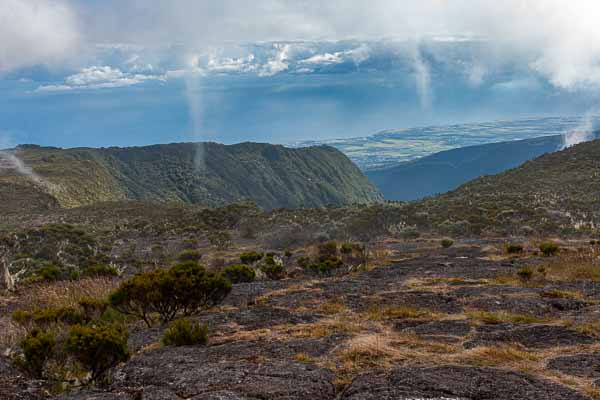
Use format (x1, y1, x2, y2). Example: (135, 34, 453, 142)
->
(2, 1, 600, 148)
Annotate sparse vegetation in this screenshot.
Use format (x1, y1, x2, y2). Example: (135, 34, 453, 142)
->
(441, 239, 454, 248)
(539, 242, 560, 256)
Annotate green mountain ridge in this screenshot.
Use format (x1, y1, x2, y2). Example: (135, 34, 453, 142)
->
(0, 142, 382, 213)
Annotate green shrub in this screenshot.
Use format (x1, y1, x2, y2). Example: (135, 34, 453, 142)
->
(37, 264, 62, 281)
(306, 255, 344, 275)
(162, 319, 208, 347)
(284, 250, 293, 258)
(539, 242, 560, 256)
(297, 256, 310, 268)
(82, 265, 119, 278)
(517, 267, 534, 282)
(505, 243, 524, 254)
(441, 239, 454, 248)
(19, 328, 55, 378)
(240, 251, 264, 265)
(260, 263, 285, 280)
(177, 250, 202, 263)
(318, 241, 338, 257)
(400, 228, 420, 239)
(340, 243, 353, 255)
(109, 262, 232, 326)
(65, 324, 129, 383)
(14, 307, 85, 328)
(223, 264, 255, 283)
(79, 297, 109, 321)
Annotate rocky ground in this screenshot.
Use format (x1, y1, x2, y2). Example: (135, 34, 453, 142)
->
(2, 239, 600, 399)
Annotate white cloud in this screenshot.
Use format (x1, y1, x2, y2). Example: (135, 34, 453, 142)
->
(299, 52, 343, 65)
(259, 44, 291, 77)
(36, 66, 164, 91)
(206, 54, 257, 74)
(0, 0, 80, 73)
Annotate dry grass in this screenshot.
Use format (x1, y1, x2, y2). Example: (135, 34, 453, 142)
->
(544, 248, 600, 283)
(318, 300, 349, 315)
(294, 352, 314, 363)
(456, 345, 541, 368)
(467, 310, 547, 325)
(16, 277, 118, 311)
(363, 305, 434, 321)
(539, 289, 583, 300)
(572, 321, 600, 337)
(0, 315, 25, 350)
(291, 316, 364, 338)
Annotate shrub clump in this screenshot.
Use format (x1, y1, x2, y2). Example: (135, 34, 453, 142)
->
(441, 239, 454, 248)
(539, 242, 560, 256)
(18, 328, 55, 378)
(505, 243, 524, 254)
(517, 267, 534, 282)
(162, 319, 208, 347)
(318, 241, 338, 257)
(306, 255, 344, 275)
(109, 262, 231, 326)
(65, 324, 129, 383)
(177, 250, 202, 263)
(82, 265, 119, 278)
(223, 264, 256, 283)
(240, 251, 264, 265)
(259, 254, 285, 280)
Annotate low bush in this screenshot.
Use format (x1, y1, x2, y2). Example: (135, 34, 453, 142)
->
(177, 250, 202, 263)
(109, 262, 231, 326)
(318, 241, 338, 257)
(441, 239, 454, 248)
(65, 324, 129, 383)
(82, 265, 118, 278)
(297, 256, 310, 268)
(13, 307, 85, 328)
(260, 263, 285, 280)
(340, 243, 353, 255)
(223, 264, 256, 283)
(306, 255, 344, 275)
(162, 319, 208, 347)
(517, 267, 534, 282)
(37, 264, 62, 282)
(505, 243, 524, 254)
(540, 242, 560, 256)
(19, 328, 55, 378)
(78, 297, 109, 321)
(240, 251, 264, 265)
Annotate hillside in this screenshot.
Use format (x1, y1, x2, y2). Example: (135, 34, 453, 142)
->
(0, 142, 382, 212)
(411, 138, 600, 235)
(366, 134, 568, 200)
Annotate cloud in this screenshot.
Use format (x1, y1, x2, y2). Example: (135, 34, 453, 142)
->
(0, 0, 80, 73)
(36, 66, 164, 91)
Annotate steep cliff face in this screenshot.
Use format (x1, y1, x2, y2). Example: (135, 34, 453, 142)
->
(0, 142, 382, 212)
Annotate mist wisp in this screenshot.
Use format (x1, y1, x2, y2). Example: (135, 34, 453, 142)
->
(0, 149, 44, 184)
(562, 114, 600, 149)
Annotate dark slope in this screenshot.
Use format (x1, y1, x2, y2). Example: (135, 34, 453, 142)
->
(367, 135, 566, 201)
(0, 142, 382, 212)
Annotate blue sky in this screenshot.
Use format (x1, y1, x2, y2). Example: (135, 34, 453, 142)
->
(2, 1, 600, 148)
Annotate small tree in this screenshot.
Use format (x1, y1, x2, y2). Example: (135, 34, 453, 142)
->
(65, 324, 129, 383)
(539, 242, 560, 256)
(109, 262, 231, 326)
(240, 251, 264, 265)
(177, 250, 202, 263)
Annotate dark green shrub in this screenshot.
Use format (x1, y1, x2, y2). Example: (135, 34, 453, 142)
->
(539, 242, 560, 256)
(340, 243, 353, 255)
(177, 250, 202, 263)
(162, 319, 208, 347)
(505, 243, 524, 254)
(208, 231, 232, 250)
(260, 263, 285, 280)
(400, 228, 420, 239)
(79, 298, 109, 321)
(65, 324, 129, 383)
(517, 267, 534, 282)
(82, 265, 118, 278)
(441, 239, 454, 248)
(284, 250, 293, 258)
(19, 328, 55, 378)
(306, 256, 344, 275)
(223, 264, 255, 283)
(240, 251, 264, 265)
(318, 241, 338, 257)
(15, 307, 85, 328)
(297, 256, 310, 268)
(109, 262, 232, 326)
(37, 264, 62, 281)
